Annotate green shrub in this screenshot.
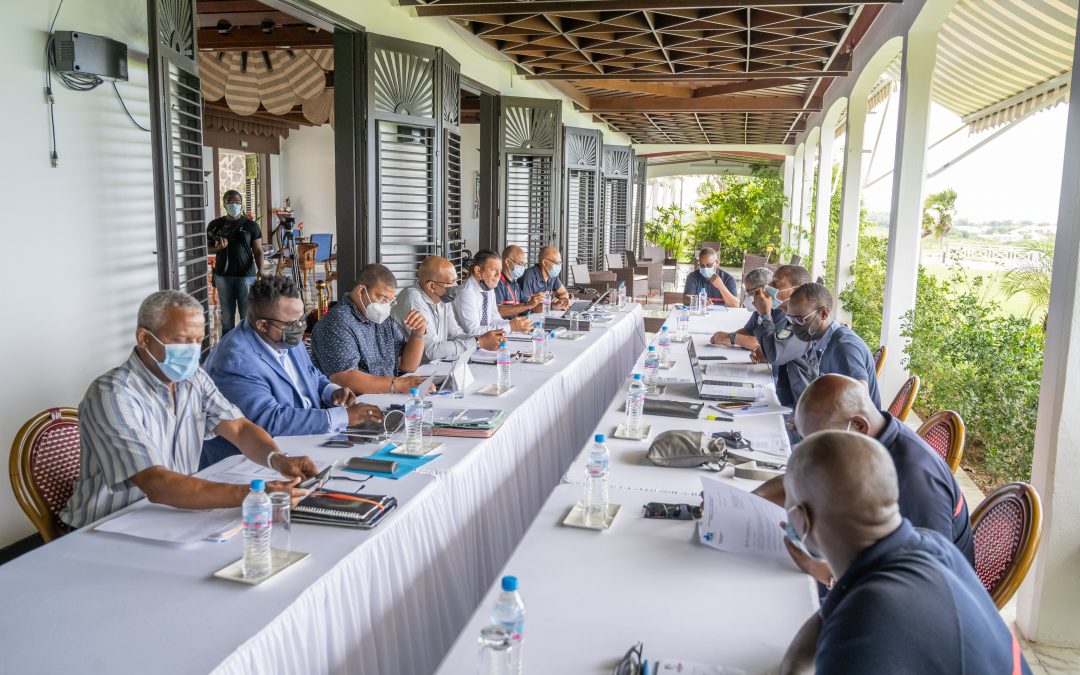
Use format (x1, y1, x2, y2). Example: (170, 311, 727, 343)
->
(691, 165, 788, 266)
(643, 204, 692, 262)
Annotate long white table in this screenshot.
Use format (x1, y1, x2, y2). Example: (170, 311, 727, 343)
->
(0, 306, 645, 675)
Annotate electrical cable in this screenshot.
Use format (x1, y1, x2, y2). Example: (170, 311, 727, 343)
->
(112, 81, 151, 132)
(44, 0, 67, 166)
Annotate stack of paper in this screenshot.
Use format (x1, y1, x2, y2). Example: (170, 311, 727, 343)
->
(95, 505, 242, 545)
(697, 475, 795, 568)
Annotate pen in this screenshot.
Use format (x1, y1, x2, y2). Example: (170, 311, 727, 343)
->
(643, 660, 649, 675)
(705, 415, 733, 422)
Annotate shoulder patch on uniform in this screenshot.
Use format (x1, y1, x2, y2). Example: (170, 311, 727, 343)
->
(777, 328, 792, 340)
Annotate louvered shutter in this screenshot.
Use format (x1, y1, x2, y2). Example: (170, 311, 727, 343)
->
(631, 156, 647, 258)
(500, 97, 561, 263)
(562, 126, 602, 272)
(601, 144, 634, 261)
(439, 51, 466, 275)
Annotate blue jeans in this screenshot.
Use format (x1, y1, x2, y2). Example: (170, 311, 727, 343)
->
(216, 275, 256, 334)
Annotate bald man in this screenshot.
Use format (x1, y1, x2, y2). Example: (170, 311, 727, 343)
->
(779, 431, 1029, 675)
(756, 374, 974, 574)
(393, 256, 504, 363)
(496, 245, 543, 318)
(520, 245, 571, 310)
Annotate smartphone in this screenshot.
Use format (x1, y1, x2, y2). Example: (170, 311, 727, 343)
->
(298, 463, 334, 491)
(344, 457, 399, 474)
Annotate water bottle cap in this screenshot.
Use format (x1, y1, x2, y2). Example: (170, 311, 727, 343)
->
(409, 387, 419, 396)
(661, 326, 668, 331)
(648, 345, 656, 351)
(548, 332, 556, 337)
(594, 433, 606, 443)
(633, 373, 642, 380)
(250, 479, 265, 491)
(499, 341, 507, 347)
(501, 576, 518, 591)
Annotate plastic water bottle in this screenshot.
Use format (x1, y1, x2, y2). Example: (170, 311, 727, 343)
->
(676, 306, 690, 341)
(698, 288, 709, 315)
(625, 374, 645, 439)
(585, 434, 610, 527)
(657, 325, 671, 364)
(497, 341, 512, 393)
(541, 291, 552, 318)
(492, 576, 526, 675)
(617, 281, 627, 309)
(531, 322, 547, 363)
(242, 480, 273, 579)
(644, 345, 660, 394)
(404, 387, 424, 452)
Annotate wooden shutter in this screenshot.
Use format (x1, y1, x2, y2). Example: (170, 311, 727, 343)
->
(147, 0, 210, 342)
(631, 156, 647, 258)
(439, 51, 466, 274)
(601, 144, 634, 260)
(562, 126, 602, 271)
(500, 97, 561, 263)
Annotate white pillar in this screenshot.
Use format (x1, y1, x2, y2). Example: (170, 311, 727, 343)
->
(781, 155, 795, 249)
(799, 139, 817, 257)
(788, 144, 805, 251)
(878, 28, 937, 397)
(1016, 23, 1080, 648)
(834, 94, 868, 324)
(811, 127, 835, 281)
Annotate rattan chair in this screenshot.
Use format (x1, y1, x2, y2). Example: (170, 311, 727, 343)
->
(886, 375, 920, 422)
(916, 411, 966, 474)
(971, 482, 1043, 608)
(873, 344, 887, 378)
(662, 291, 686, 309)
(9, 407, 81, 542)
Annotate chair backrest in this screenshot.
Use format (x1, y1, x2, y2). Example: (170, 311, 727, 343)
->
(789, 254, 802, 266)
(697, 241, 721, 256)
(662, 291, 686, 309)
(297, 243, 318, 269)
(886, 375, 920, 422)
(624, 250, 639, 267)
(873, 344, 887, 378)
(9, 408, 81, 542)
(970, 482, 1043, 608)
(570, 263, 590, 285)
(310, 233, 333, 263)
(605, 252, 625, 269)
(916, 410, 966, 474)
(643, 245, 665, 262)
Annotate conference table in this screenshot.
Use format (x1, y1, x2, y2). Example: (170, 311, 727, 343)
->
(435, 307, 818, 674)
(0, 305, 645, 675)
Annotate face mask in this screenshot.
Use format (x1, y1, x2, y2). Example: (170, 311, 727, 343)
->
(699, 267, 715, 280)
(439, 284, 458, 304)
(279, 322, 306, 349)
(147, 332, 200, 382)
(790, 309, 823, 342)
(742, 286, 780, 312)
(478, 273, 498, 292)
(359, 288, 392, 324)
(510, 265, 526, 281)
(785, 506, 827, 563)
(224, 203, 243, 218)
(549, 263, 562, 277)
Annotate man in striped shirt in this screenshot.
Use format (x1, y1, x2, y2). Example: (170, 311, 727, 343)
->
(60, 291, 316, 530)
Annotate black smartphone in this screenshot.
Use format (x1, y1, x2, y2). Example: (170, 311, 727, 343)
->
(345, 457, 399, 474)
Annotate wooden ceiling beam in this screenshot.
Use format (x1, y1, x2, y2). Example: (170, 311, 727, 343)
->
(576, 79, 694, 97)
(585, 93, 819, 112)
(693, 77, 802, 97)
(525, 67, 847, 80)
(416, 1, 899, 18)
(196, 11, 300, 29)
(198, 26, 333, 51)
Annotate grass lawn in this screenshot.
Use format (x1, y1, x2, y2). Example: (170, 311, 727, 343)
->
(919, 263, 1039, 320)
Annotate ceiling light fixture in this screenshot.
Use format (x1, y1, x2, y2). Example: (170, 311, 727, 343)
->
(261, 19, 276, 34)
(216, 20, 233, 35)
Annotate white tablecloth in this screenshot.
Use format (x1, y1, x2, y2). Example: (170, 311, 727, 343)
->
(0, 307, 646, 675)
(435, 484, 819, 674)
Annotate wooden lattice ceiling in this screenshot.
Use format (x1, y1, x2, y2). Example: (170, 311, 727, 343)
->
(405, 1, 895, 144)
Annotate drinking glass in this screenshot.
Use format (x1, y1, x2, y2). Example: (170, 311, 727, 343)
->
(269, 492, 291, 569)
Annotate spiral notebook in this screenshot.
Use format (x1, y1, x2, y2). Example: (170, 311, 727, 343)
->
(291, 490, 397, 529)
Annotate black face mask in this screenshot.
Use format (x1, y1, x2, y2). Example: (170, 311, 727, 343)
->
(279, 322, 306, 349)
(790, 310, 823, 342)
(440, 285, 458, 304)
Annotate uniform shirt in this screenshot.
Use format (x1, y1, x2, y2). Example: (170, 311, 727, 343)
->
(393, 286, 477, 363)
(495, 273, 524, 306)
(753, 312, 817, 407)
(811, 322, 882, 407)
(817, 520, 1030, 675)
(453, 276, 510, 335)
(683, 268, 736, 303)
(61, 351, 243, 528)
(311, 295, 407, 377)
(519, 264, 564, 297)
(207, 215, 261, 277)
(877, 412, 975, 565)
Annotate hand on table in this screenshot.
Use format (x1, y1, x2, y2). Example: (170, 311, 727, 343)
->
(330, 387, 357, 407)
(346, 403, 384, 426)
(264, 478, 310, 508)
(402, 309, 427, 336)
(710, 331, 730, 345)
(271, 455, 318, 481)
(509, 316, 533, 333)
(526, 293, 545, 310)
(394, 375, 435, 394)
(750, 346, 767, 364)
(478, 330, 504, 352)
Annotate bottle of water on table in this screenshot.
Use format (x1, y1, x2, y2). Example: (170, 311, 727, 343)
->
(617, 281, 627, 308)
(242, 479, 272, 579)
(492, 576, 526, 675)
(698, 288, 708, 315)
(548, 331, 557, 355)
(585, 434, 610, 527)
(643, 345, 660, 394)
(404, 387, 424, 452)
(657, 325, 671, 364)
(541, 291, 552, 318)
(531, 322, 546, 363)
(676, 305, 690, 341)
(497, 341, 512, 393)
(625, 374, 645, 439)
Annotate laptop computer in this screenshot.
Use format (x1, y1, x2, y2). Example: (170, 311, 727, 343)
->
(417, 347, 477, 394)
(688, 341, 763, 403)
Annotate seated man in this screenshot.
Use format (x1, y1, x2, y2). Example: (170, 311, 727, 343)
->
(201, 275, 385, 469)
(778, 430, 1029, 675)
(710, 266, 777, 350)
(394, 256, 504, 363)
(519, 245, 571, 310)
(755, 374, 975, 578)
(60, 291, 316, 530)
(311, 264, 430, 395)
(749, 264, 816, 408)
(454, 249, 534, 337)
(683, 246, 739, 308)
(495, 245, 543, 318)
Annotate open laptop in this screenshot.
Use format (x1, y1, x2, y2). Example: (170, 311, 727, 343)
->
(418, 347, 476, 394)
(688, 341, 763, 403)
(566, 291, 609, 314)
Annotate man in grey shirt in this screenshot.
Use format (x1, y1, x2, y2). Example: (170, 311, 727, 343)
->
(61, 290, 317, 530)
(393, 256, 504, 363)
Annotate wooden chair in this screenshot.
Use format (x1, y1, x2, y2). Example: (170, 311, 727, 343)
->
(698, 241, 721, 254)
(970, 482, 1043, 608)
(916, 411, 966, 474)
(873, 344, 887, 378)
(275, 242, 318, 293)
(886, 375, 920, 422)
(9, 408, 81, 542)
(569, 264, 615, 297)
(663, 291, 686, 309)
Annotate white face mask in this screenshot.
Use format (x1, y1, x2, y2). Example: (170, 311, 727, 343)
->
(510, 264, 526, 280)
(359, 288, 393, 324)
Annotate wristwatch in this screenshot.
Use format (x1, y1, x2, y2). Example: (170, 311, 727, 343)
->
(729, 332, 738, 347)
(266, 449, 289, 471)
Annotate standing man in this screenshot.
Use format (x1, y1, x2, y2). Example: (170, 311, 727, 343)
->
(455, 249, 534, 337)
(520, 245, 571, 310)
(495, 245, 543, 318)
(208, 189, 264, 334)
(683, 247, 739, 308)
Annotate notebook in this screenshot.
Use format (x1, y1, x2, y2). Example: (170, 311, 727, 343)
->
(432, 408, 508, 438)
(291, 490, 397, 529)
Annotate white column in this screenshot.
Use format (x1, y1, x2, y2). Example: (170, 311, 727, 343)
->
(878, 29, 937, 397)
(811, 127, 835, 281)
(788, 144, 805, 251)
(799, 139, 817, 257)
(834, 94, 868, 324)
(1016, 23, 1080, 648)
(780, 155, 795, 249)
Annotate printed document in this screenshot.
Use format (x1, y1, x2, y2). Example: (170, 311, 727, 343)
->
(697, 474, 792, 565)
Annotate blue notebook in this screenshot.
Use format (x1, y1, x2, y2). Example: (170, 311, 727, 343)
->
(340, 443, 440, 480)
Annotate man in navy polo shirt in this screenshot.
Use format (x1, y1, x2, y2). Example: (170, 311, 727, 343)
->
(494, 245, 542, 318)
(683, 247, 739, 307)
(778, 430, 1030, 675)
(520, 245, 571, 310)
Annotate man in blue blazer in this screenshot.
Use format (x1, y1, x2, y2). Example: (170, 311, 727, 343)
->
(201, 275, 384, 469)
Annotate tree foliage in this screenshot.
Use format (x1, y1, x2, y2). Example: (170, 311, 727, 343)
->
(922, 188, 958, 240)
(643, 204, 693, 262)
(1000, 240, 1054, 326)
(690, 165, 789, 266)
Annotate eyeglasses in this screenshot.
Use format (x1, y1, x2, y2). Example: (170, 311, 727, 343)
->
(260, 316, 306, 331)
(613, 642, 644, 675)
(430, 279, 458, 289)
(786, 307, 822, 326)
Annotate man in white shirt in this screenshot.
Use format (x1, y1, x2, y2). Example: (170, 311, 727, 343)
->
(394, 256, 504, 362)
(454, 249, 534, 337)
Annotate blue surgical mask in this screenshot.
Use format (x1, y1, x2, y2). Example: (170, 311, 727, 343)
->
(785, 506, 827, 563)
(549, 263, 562, 277)
(699, 267, 715, 280)
(225, 203, 243, 218)
(510, 265, 526, 280)
(742, 285, 781, 312)
(147, 332, 200, 382)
